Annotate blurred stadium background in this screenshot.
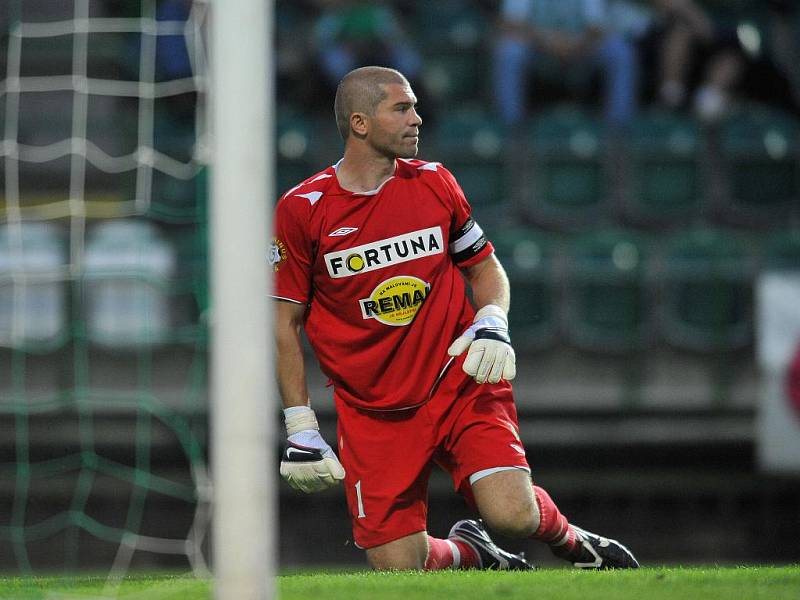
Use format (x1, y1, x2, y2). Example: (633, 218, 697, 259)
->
(1, 0, 799, 578)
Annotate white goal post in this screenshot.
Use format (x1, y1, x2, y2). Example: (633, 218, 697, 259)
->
(210, 1, 274, 599)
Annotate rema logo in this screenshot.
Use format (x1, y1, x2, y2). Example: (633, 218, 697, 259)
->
(324, 227, 443, 278)
(359, 276, 431, 326)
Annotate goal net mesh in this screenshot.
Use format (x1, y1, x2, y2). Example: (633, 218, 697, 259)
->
(0, 0, 211, 581)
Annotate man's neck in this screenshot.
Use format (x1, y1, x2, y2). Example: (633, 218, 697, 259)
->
(336, 147, 396, 194)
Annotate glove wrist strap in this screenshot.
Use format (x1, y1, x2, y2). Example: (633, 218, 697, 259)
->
(474, 303, 508, 326)
(284, 405, 319, 436)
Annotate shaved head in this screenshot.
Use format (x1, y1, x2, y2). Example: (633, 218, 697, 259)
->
(334, 66, 409, 141)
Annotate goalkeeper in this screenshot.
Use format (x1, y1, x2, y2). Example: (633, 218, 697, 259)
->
(272, 66, 639, 571)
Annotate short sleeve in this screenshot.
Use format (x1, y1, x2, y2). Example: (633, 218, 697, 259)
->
(436, 165, 494, 268)
(270, 195, 314, 304)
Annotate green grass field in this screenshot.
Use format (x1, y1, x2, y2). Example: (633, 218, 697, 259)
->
(0, 566, 798, 600)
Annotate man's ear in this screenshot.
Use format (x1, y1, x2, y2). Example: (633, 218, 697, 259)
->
(350, 112, 368, 138)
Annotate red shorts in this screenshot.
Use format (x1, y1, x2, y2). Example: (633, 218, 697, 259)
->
(335, 364, 530, 549)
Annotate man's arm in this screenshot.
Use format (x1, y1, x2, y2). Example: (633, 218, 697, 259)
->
(275, 299, 311, 409)
(275, 299, 345, 492)
(448, 254, 516, 384)
(461, 254, 510, 314)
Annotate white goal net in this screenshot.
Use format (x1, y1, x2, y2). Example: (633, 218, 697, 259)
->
(1, 0, 213, 588)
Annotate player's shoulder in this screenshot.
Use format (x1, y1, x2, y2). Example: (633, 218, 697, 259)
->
(397, 157, 443, 175)
(396, 158, 457, 183)
(398, 158, 463, 194)
(277, 165, 338, 211)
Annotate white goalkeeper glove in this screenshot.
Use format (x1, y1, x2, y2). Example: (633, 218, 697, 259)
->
(447, 304, 516, 384)
(280, 405, 345, 493)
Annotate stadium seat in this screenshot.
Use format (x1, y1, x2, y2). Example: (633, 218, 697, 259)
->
(411, 0, 486, 52)
(414, 2, 487, 105)
(762, 229, 800, 271)
(430, 108, 507, 221)
(488, 227, 560, 351)
(276, 109, 316, 197)
(658, 228, 756, 352)
(526, 106, 610, 230)
(148, 101, 201, 222)
(563, 228, 653, 354)
(83, 220, 177, 347)
(0, 222, 68, 351)
(716, 106, 800, 226)
(150, 171, 203, 223)
(420, 49, 487, 106)
(620, 109, 703, 226)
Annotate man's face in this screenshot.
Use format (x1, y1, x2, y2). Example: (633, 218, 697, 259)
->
(367, 83, 422, 159)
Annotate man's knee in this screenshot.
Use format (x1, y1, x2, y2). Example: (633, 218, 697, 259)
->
(472, 470, 541, 539)
(482, 495, 540, 539)
(366, 532, 428, 570)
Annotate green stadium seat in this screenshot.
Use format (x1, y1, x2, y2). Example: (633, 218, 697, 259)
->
(153, 105, 195, 163)
(430, 108, 507, 220)
(411, 1, 486, 52)
(527, 106, 609, 229)
(717, 106, 800, 226)
(621, 110, 703, 226)
(489, 227, 560, 351)
(276, 109, 316, 197)
(762, 229, 800, 271)
(420, 50, 486, 105)
(150, 105, 199, 222)
(658, 228, 756, 352)
(414, 3, 487, 104)
(150, 171, 203, 223)
(563, 229, 653, 353)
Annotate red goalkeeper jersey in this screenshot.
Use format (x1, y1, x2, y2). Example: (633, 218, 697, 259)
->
(271, 158, 494, 411)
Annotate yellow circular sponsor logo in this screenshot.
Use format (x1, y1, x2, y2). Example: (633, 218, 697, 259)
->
(359, 276, 431, 327)
(346, 254, 365, 272)
(269, 238, 287, 272)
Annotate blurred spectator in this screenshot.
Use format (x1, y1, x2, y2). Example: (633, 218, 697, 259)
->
(312, 1, 421, 89)
(766, 0, 800, 109)
(641, 0, 746, 122)
(153, 0, 197, 158)
(491, 0, 640, 129)
(276, 1, 319, 109)
(641, 0, 800, 122)
(155, 0, 193, 83)
(748, 0, 800, 114)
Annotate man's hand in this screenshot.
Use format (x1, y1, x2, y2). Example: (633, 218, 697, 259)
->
(447, 304, 516, 384)
(280, 406, 345, 493)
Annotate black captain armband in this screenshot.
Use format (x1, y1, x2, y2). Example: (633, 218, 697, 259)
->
(449, 217, 488, 264)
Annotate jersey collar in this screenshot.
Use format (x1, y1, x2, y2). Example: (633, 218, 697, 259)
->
(333, 158, 396, 196)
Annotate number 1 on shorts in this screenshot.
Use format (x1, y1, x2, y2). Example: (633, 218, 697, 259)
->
(355, 480, 366, 518)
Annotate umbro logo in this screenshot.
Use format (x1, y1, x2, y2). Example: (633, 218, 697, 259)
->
(328, 227, 358, 237)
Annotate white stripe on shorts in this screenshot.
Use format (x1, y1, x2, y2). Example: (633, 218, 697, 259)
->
(468, 465, 530, 486)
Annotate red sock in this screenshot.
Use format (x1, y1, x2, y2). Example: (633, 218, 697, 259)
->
(529, 485, 581, 559)
(424, 535, 480, 570)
